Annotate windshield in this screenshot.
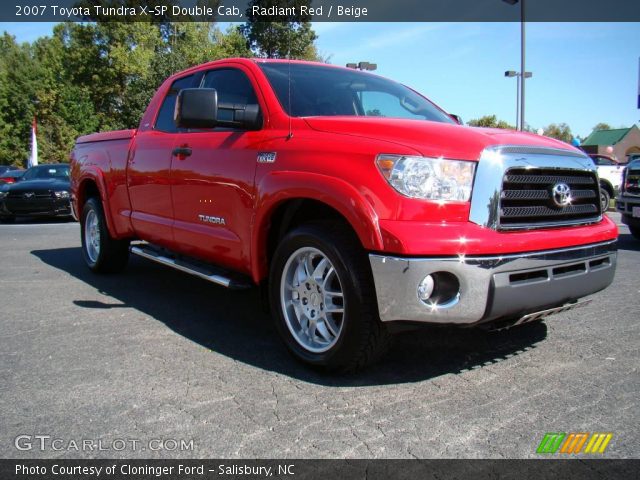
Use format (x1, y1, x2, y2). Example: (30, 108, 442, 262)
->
(22, 165, 70, 181)
(259, 63, 455, 123)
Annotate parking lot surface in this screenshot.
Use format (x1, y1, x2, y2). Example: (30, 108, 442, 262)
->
(1, 213, 638, 459)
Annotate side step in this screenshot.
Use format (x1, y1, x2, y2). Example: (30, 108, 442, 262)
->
(130, 243, 252, 290)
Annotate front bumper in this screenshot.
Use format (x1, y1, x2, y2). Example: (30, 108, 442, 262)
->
(0, 197, 71, 217)
(369, 240, 617, 325)
(616, 195, 640, 228)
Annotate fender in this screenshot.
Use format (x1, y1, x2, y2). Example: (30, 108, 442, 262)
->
(251, 171, 384, 283)
(75, 168, 121, 237)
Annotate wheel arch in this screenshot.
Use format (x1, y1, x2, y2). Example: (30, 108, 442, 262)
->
(251, 172, 384, 283)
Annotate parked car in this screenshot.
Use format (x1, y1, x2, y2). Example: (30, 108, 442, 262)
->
(616, 159, 640, 239)
(0, 164, 71, 222)
(588, 154, 623, 211)
(70, 59, 617, 371)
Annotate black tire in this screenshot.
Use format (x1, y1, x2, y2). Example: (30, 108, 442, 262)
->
(80, 197, 129, 273)
(599, 186, 611, 212)
(629, 225, 640, 241)
(269, 221, 390, 372)
(0, 216, 15, 223)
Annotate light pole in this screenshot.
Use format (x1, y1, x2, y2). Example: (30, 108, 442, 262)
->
(503, 0, 528, 130)
(346, 62, 377, 71)
(505, 70, 532, 130)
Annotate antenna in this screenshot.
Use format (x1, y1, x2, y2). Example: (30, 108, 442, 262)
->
(286, 29, 293, 140)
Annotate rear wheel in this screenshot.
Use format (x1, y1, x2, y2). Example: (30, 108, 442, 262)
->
(269, 222, 390, 372)
(629, 225, 640, 240)
(599, 186, 611, 212)
(81, 197, 129, 273)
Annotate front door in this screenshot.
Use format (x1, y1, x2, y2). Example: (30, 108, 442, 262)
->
(170, 67, 266, 274)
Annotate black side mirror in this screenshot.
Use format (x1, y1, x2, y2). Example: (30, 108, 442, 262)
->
(175, 88, 218, 129)
(450, 114, 463, 125)
(175, 88, 263, 131)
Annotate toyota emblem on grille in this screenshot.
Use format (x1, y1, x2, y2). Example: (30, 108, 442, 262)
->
(551, 182, 571, 207)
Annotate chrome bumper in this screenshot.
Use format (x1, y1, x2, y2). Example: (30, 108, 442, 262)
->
(369, 240, 617, 325)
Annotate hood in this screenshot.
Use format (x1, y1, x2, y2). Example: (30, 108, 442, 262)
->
(8, 178, 70, 192)
(303, 117, 578, 161)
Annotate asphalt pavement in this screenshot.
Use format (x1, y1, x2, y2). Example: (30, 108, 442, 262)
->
(1, 213, 638, 459)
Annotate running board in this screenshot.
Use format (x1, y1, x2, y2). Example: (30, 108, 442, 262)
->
(130, 244, 251, 290)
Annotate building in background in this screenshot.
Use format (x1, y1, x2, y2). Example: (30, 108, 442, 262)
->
(581, 125, 640, 164)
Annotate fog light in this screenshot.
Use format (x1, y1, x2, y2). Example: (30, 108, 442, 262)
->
(417, 275, 435, 301)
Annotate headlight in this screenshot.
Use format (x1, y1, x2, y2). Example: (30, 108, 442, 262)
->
(0, 191, 7, 200)
(54, 191, 70, 199)
(376, 154, 476, 201)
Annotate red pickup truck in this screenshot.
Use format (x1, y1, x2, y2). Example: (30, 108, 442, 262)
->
(71, 58, 617, 371)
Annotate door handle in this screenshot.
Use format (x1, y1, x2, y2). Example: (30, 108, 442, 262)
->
(172, 146, 192, 159)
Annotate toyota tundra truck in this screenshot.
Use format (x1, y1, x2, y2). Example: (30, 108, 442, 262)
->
(70, 58, 618, 371)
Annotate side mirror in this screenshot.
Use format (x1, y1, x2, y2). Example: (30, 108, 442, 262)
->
(175, 88, 218, 129)
(175, 88, 262, 131)
(450, 114, 463, 125)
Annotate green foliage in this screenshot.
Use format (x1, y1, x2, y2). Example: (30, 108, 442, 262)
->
(0, 20, 277, 167)
(240, 0, 319, 60)
(467, 115, 515, 130)
(543, 123, 573, 143)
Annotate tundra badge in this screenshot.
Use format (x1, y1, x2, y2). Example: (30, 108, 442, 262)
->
(198, 214, 226, 225)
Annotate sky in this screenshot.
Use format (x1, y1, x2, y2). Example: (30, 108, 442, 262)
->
(1, 21, 639, 138)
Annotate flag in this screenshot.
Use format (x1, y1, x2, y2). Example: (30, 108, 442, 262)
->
(28, 117, 38, 168)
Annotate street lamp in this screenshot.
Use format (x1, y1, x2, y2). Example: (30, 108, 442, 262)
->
(505, 70, 532, 130)
(346, 62, 377, 71)
(503, 0, 528, 130)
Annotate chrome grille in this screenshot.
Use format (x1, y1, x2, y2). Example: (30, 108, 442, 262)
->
(498, 168, 601, 229)
(625, 168, 640, 196)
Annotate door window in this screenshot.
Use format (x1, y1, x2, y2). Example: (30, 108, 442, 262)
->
(155, 74, 196, 132)
(201, 69, 259, 123)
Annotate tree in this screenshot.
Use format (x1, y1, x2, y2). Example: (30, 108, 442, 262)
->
(467, 115, 514, 130)
(592, 122, 612, 131)
(240, 0, 319, 59)
(542, 123, 573, 143)
(0, 18, 315, 165)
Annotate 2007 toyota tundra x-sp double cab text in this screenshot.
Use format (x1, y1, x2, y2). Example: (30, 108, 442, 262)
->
(70, 59, 618, 371)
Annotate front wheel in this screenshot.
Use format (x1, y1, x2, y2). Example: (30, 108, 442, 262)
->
(629, 225, 640, 241)
(81, 197, 129, 273)
(269, 222, 390, 372)
(600, 187, 611, 212)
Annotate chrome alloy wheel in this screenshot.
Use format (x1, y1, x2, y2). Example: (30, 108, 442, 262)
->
(280, 247, 346, 353)
(84, 209, 101, 263)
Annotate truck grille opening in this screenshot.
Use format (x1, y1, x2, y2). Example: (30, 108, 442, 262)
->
(499, 168, 601, 229)
(625, 168, 640, 196)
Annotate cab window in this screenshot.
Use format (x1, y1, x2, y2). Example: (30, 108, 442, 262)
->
(201, 69, 259, 123)
(155, 75, 196, 132)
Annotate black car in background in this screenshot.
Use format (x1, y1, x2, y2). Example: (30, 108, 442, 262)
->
(0, 164, 72, 222)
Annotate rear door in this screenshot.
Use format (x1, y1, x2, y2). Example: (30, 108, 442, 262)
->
(127, 74, 198, 246)
(170, 66, 267, 274)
